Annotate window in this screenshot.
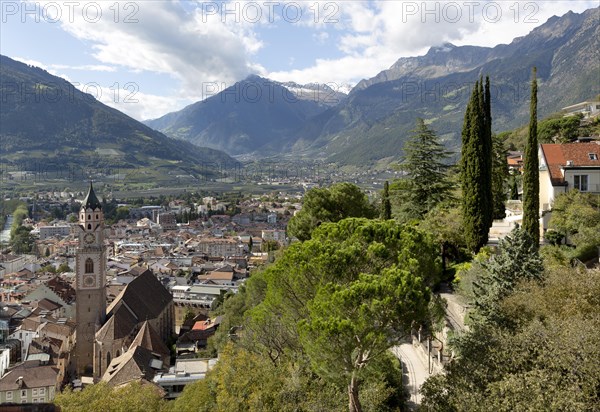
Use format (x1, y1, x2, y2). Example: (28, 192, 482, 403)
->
(39, 388, 45, 395)
(32, 388, 37, 396)
(87, 224, 92, 230)
(85, 258, 94, 273)
(589, 153, 598, 160)
(6, 391, 12, 400)
(21, 389, 27, 398)
(574, 175, 588, 191)
(88, 214, 91, 220)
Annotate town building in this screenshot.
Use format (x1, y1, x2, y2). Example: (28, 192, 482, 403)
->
(152, 358, 217, 399)
(0, 360, 59, 404)
(562, 100, 600, 119)
(539, 142, 600, 211)
(38, 226, 71, 241)
(539, 142, 600, 231)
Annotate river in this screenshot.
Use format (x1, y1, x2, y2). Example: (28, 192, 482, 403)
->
(0, 215, 12, 244)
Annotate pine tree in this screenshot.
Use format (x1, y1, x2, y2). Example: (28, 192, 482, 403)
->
(401, 118, 453, 217)
(461, 80, 492, 252)
(381, 180, 392, 220)
(522, 67, 540, 246)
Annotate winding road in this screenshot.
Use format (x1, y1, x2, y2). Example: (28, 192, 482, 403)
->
(392, 342, 430, 410)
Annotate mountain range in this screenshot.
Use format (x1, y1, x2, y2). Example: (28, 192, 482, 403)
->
(1, 7, 598, 176)
(147, 7, 600, 166)
(0, 55, 238, 182)
(145, 76, 344, 157)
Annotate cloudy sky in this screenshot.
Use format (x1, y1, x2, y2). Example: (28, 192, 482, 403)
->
(1, 0, 597, 120)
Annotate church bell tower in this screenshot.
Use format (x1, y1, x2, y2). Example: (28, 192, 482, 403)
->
(75, 182, 107, 376)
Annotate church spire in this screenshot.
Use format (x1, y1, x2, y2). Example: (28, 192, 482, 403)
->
(82, 181, 102, 210)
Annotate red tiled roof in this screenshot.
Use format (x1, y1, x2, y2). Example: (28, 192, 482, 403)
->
(540, 143, 600, 185)
(192, 319, 217, 331)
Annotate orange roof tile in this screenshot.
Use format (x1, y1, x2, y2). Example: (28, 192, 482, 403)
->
(540, 143, 600, 185)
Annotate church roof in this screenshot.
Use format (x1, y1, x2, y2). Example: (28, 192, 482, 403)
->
(96, 303, 139, 342)
(129, 321, 170, 361)
(102, 345, 165, 386)
(82, 182, 102, 210)
(106, 269, 172, 321)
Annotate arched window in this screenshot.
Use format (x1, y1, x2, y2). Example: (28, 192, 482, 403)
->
(85, 258, 94, 273)
(88, 214, 91, 220)
(107, 352, 111, 368)
(87, 224, 92, 230)
(96, 214, 99, 219)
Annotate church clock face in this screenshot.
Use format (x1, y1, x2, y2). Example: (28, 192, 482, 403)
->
(84, 233, 95, 244)
(83, 275, 96, 287)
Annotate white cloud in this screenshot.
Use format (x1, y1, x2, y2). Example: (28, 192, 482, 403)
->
(92, 85, 193, 121)
(49, 64, 117, 72)
(313, 31, 329, 45)
(28, 1, 261, 100)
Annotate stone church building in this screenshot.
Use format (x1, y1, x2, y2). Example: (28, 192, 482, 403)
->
(74, 183, 173, 380)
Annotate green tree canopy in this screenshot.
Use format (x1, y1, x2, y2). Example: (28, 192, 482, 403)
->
(422, 265, 600, 411)
(300, 267, 429, 412)
(54, 381, 169, 412)
(547, 190, 600, 261)
(287, 183, 377, 241)
(245, 219, 439, 412)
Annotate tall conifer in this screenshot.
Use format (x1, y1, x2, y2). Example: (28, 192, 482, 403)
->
(462, 81, 486, 252)
(483, 77, 494, 226)
(461, 77, 494, 252)
(522, 67, 540, 246)
(381, 180, 392, 220)
(492, 134, 509, 219)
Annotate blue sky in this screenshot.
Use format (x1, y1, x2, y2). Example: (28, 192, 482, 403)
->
(1, 1, 597, 120)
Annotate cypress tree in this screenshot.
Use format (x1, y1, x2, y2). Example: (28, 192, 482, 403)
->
(483, 77, 494, 226)
(492, 134, 509, 219)
(510, 176, 519, 201)
(522, 67, 540, 246)
(461, 81, 488, 252)
(381, 181, 392, 220)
